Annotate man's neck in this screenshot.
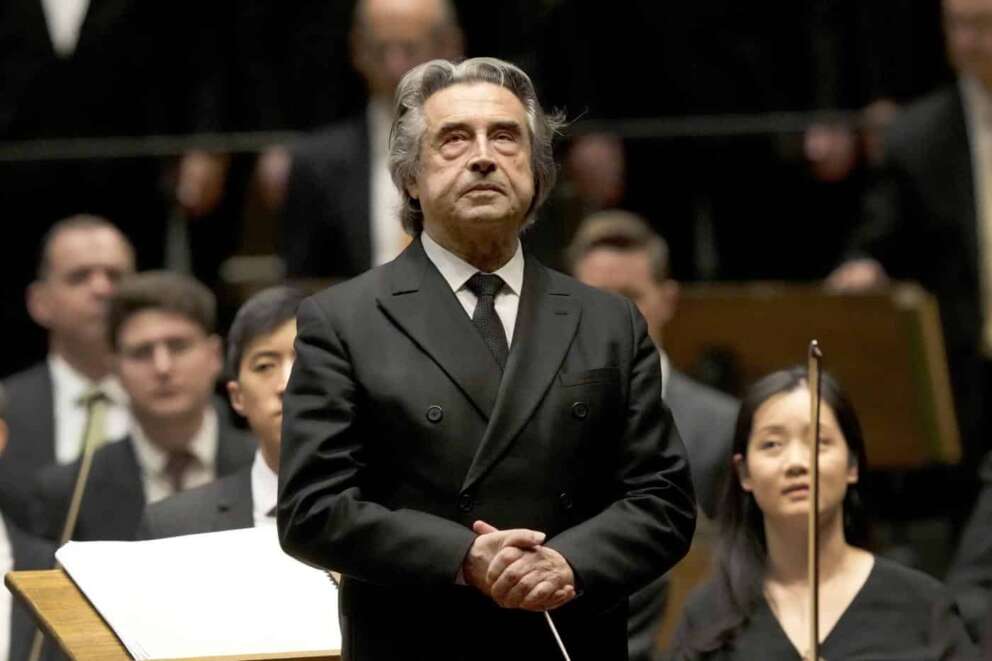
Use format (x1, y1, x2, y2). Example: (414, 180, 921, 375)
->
(134, 407, 207, 453)
(423, 226, 518, 273)
(49, 340, 111, 382)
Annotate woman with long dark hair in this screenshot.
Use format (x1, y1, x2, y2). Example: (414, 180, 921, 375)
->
(667, 366, 975, 659)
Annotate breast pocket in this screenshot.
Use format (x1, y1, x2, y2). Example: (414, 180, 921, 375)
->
(558, 367, 620, 388)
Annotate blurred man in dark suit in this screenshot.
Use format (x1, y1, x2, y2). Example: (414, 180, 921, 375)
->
(568, 210, 738, 661)
(138, 286, 304, 539)
(33, 272, 253, 542)
(0, 384, 61, 661)
(280, 0, 462, 280)
(0, 217, 135, 531)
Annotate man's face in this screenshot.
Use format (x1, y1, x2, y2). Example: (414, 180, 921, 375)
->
(352, 0, 458, 100)
(945, 0, 992, 89)
(28, 227, 134, 349)
(227, 319, 296, 471)
(115, 311, 221, 424)
(574, 248, 676, 347)
(410, 82, 535, 247)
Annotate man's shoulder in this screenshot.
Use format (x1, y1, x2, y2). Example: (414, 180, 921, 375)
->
(887, 85, 963, 150)
(667, 370, 738, 416)
(141, 470, 249, 539)
(37, 436, 135, 489)
(291, 114, 368, 166)
(2, 360, 51, 399)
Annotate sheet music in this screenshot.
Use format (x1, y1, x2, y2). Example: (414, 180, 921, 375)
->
(56, 527, 340, 660)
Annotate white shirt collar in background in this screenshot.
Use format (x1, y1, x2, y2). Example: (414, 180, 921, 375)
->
(48, 354, 130, 464)
(250, 451, 279, 528)
(0, 515, 11, 661)
(40, 0, 89, 57)
(129, 407, 219, 505)
(368, 99, 407, 266)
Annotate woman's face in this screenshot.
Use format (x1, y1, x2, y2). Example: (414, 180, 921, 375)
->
(736, 386, 858, 525)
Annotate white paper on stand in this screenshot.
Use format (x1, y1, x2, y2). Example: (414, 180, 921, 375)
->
(56, 526, 340, 660)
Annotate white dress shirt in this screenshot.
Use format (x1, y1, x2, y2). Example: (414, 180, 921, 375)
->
(421, 231, 524, 346)
(961, 77, 992, 355)
(48, 354, 130, 464)
(129, 408, 219, 505)
(39, 0, 89, 57)
(0, 516, 11, 661)
(250, 451, 279, 528)
(368, 99, 407, 266)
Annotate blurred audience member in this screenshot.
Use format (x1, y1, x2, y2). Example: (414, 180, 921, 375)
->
(828, 0, 992, 466)
(138, 286, 304, 539)
(32, 272, 253, 542)
(280, 0, 463, 279)
(0, 384, 61, 661)
(568, 210, 738, 661)
(0, 217, 135, 530)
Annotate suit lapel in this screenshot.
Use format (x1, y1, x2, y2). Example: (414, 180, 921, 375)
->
(351, 117, 373, 271)
(462, 258, 580, 490)
(376, 239, 502, 419)
(946, 90, 979, 272)
(212, 469, 254, 531)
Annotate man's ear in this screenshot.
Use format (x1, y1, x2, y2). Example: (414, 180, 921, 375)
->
(26, 281, 52, 328)
(406, 180, 420, 201)
(226, 380, 245, 417)
(0, 418, 8, 458)
(734, 453, 752, 492)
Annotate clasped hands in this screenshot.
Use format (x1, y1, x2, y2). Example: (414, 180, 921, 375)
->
(463, 520, 576, 612)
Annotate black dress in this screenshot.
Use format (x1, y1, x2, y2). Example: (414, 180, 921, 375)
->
(667, 556, 978, 660)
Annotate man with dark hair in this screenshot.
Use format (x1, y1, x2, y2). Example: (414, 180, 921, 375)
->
(33, 272, 254, 542)
(138, 286, 305, 539)
(278, 57, 695, 661)
(280, 0, 463, 279)
(567, 210, 738, 661)
(0, 216, 135, 530)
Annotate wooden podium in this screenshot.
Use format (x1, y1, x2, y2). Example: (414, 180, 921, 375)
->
(5, 570, 341, 661)
(666, 282, 961, 468)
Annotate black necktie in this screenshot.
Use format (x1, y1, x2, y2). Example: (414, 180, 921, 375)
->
(466, 273, 509, 370)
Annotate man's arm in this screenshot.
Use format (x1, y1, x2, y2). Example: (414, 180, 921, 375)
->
(541, 300, 696, 607)
(278, 296, 479, 586)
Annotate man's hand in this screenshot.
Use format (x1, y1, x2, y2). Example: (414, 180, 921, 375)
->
(471, 521, 576, 612)
(462, 521, 544, 596)
(825, 258, 889, 292)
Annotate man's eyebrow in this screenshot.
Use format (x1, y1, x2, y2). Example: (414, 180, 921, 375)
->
(247, 349, 281, 362)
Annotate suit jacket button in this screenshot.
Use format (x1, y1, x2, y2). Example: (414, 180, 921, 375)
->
(458, 493, 474, 512)
(559, 492, 574, 510)
(426, 405, 444, 423)
(571, 401, 589, 419)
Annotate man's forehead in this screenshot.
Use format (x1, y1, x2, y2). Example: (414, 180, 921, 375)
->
(47, 228, 132, 270)
(244, 320, 297, 357)
(120, 310, 207, 341)
(423, 82, 528, 127)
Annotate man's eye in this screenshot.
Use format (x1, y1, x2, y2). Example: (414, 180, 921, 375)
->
(253, 362, 276, 373)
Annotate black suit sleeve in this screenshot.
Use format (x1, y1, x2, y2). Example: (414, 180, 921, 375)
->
(545, 299, 696, 606)
(277, 297, 476, 586)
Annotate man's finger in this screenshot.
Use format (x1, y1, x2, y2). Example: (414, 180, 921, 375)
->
(486, 546, 525, 586)
(498, 528, 545, 550)
(472, 520, 499, 535)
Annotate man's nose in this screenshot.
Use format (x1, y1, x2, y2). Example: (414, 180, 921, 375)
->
(89, 270, 115, 298)
(468, 135, 497, 175)
(151, 344, 173, 373)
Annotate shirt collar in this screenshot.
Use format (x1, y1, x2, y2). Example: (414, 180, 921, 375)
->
(129, 407, 218, 475)
(420, 231, 524, 297)
(962, 76, 992, 126)
(658, 348, 671, 399)
(250, 450, 279, 521)
(367, 98, 394, 157)
(48, 353, 128, 408)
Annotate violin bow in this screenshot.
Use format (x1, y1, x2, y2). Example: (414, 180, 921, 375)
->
(807, 340, 823, 661)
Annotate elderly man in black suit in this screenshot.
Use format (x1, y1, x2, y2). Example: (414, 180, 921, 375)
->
(33, 272, 253, 542)
(280, 0, 462, 280)
(278, 57, 696, 661)
(138, 286, 305, 539)
(0, 216, 135, 531)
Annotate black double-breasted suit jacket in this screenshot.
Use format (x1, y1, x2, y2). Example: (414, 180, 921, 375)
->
(278, 237, 696, 661)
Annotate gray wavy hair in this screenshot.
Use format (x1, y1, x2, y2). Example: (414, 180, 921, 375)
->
(388, 57, 565, 235)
